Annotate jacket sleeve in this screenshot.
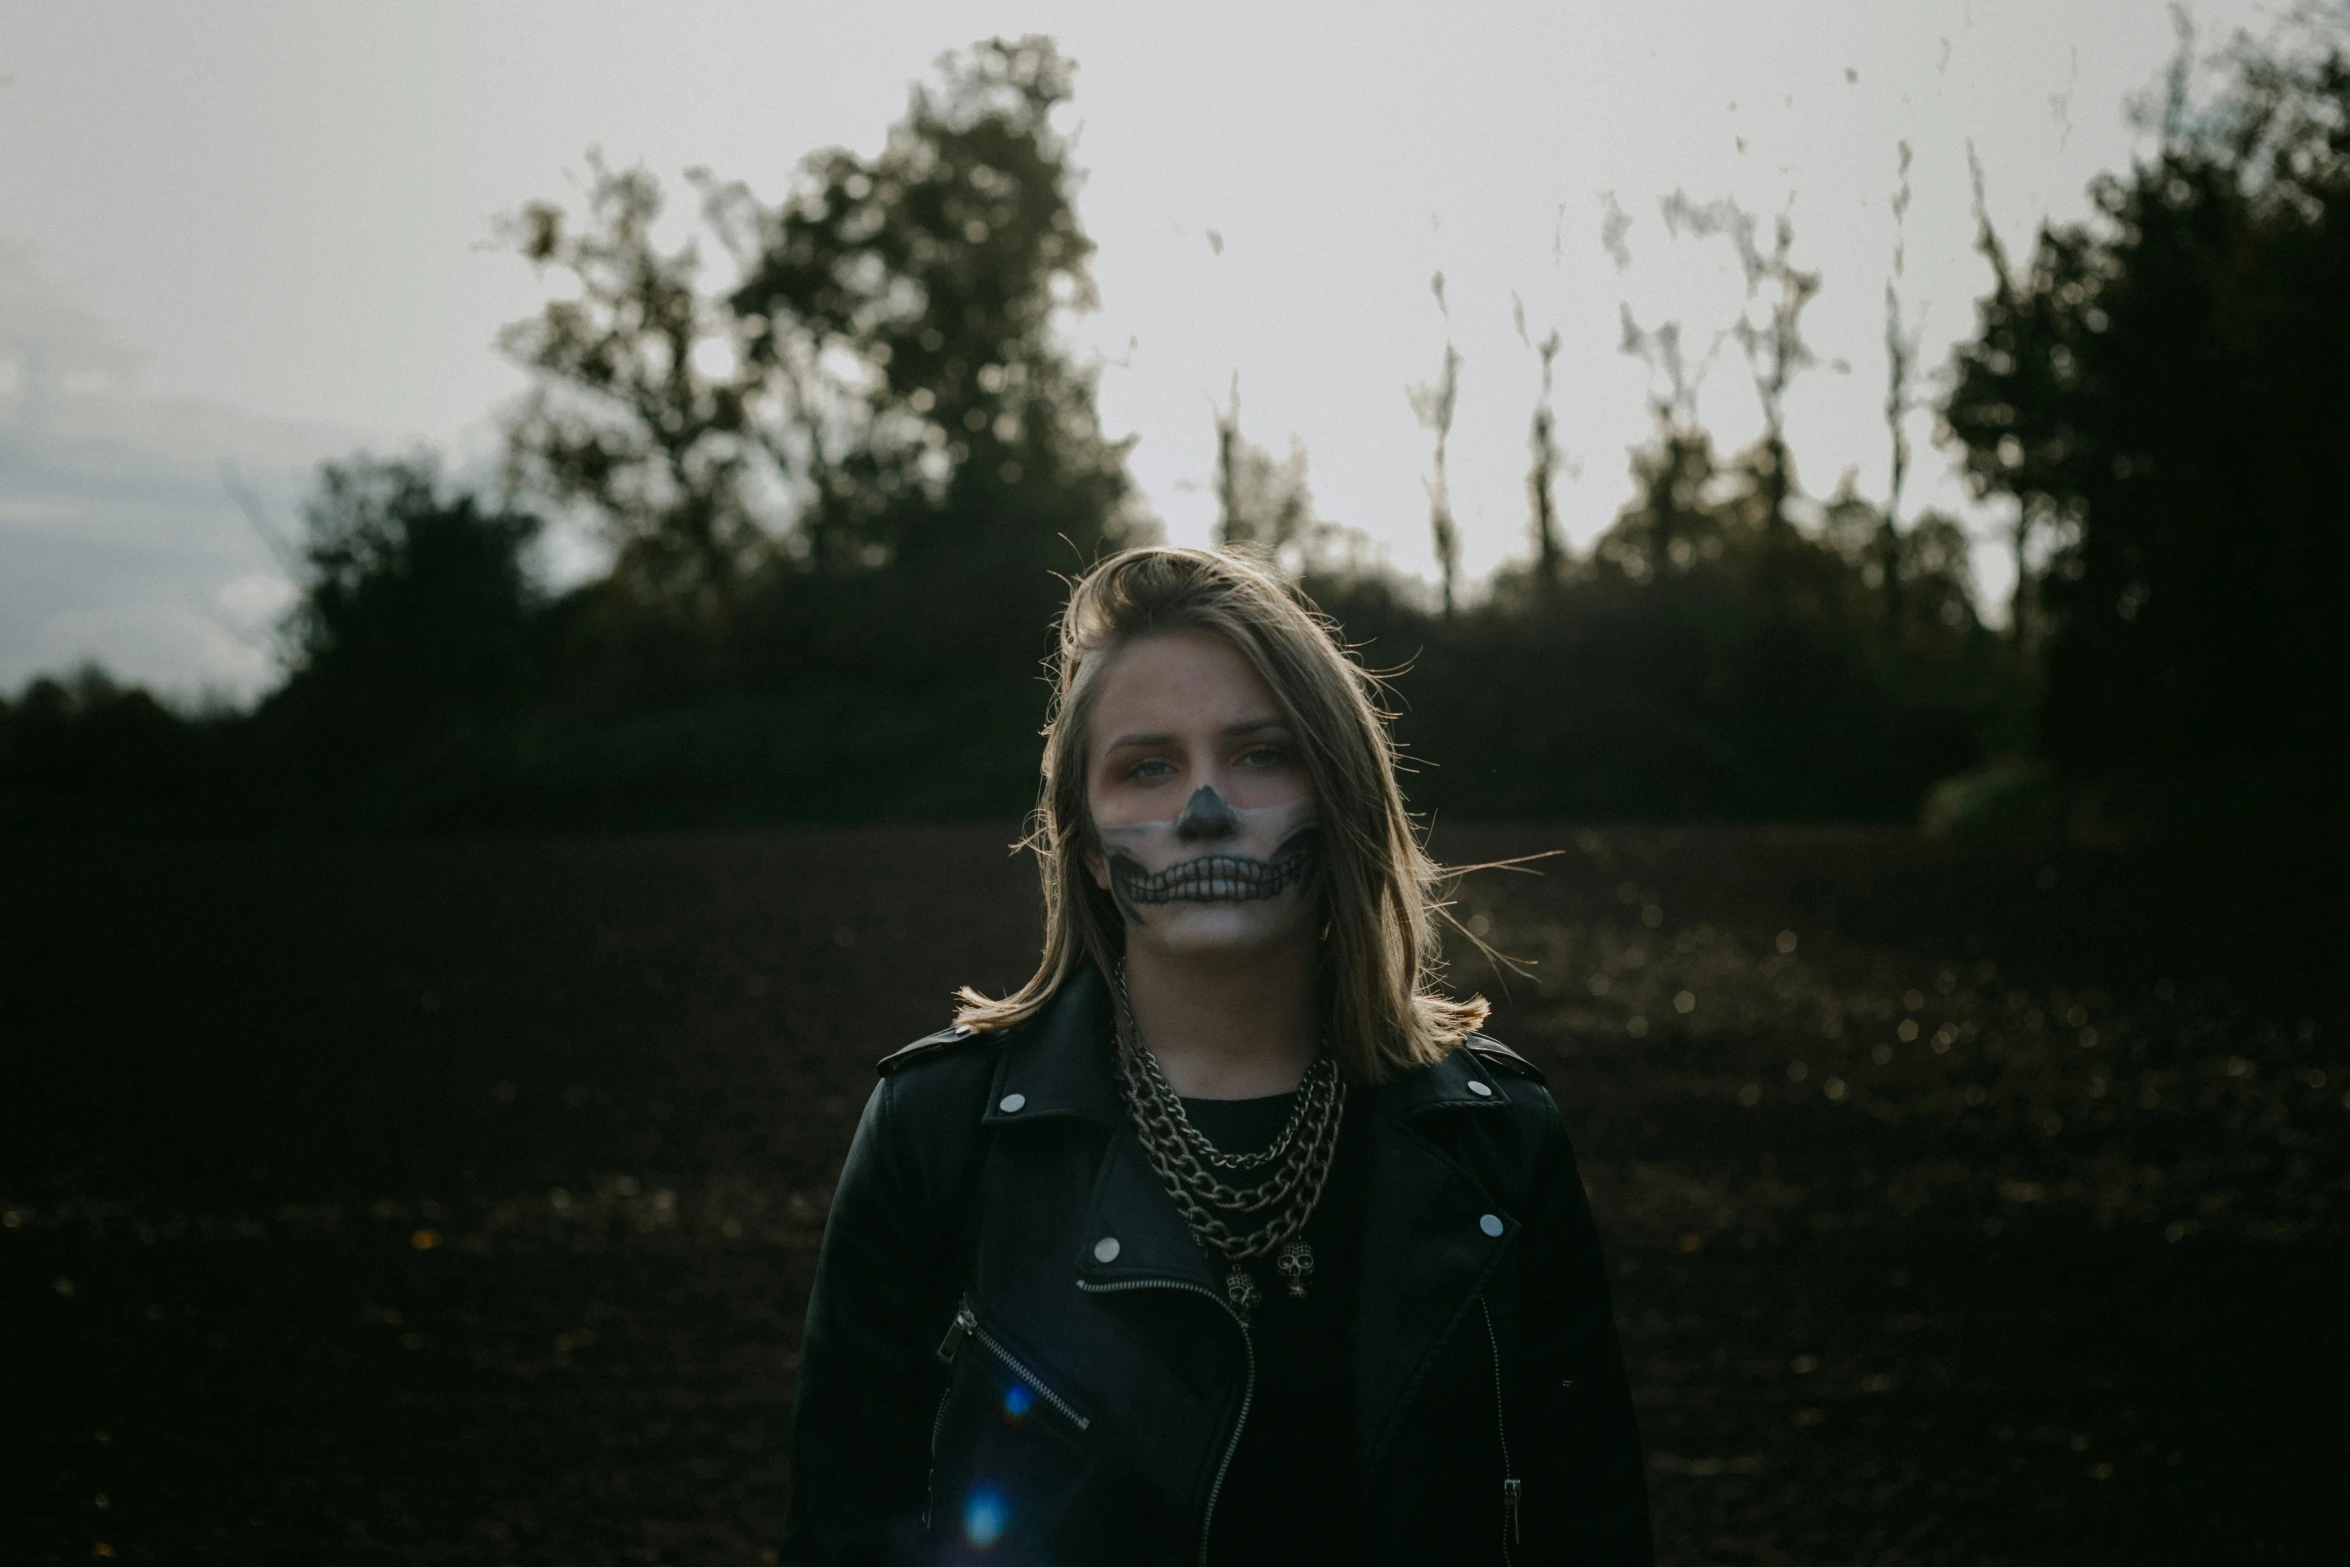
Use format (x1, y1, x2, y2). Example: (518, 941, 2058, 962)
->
(780, 1073, 959, 1566)
(1515, 1090, 1653, 1565)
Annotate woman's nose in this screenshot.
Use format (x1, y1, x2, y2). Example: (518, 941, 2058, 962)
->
(1172, 785, 1241, 841)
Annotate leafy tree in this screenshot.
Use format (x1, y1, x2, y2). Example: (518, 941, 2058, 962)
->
(1597, 411, 1724, 584)
(1944, 147, 2090, 662)
(1946, 28, 2350, 796)
(726, 35, 1137, 577)
(499, 37, 1139, 697)
(502, 163, 771, 608)
(269, 456, 539, 777)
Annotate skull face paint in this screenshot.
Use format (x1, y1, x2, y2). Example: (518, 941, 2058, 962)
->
(1095, 785, 1319, 954)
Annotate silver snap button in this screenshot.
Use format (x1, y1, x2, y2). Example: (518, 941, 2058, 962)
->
(1479, 1213, 1505, 1237)
(998, 1093, 1027, 1114)
(1467, 1080, 1493, 1097)
(1093, 1236, 1121, 1263)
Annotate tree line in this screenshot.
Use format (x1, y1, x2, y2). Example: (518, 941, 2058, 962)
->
(3, 29, 2342, 833)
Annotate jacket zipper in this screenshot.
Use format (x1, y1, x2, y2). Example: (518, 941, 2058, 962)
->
(1480, 1295, 1520, 1562)
(923, 1379, 953, 1530)
(937, 1294, 1092, 1431)
(923, 1300, 972, 1530)
(1079, 1276, 1253, 1567)
(936, 1297, 977, 1366)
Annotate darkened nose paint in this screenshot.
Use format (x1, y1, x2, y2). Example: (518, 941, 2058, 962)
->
(1172, 785, 1241, 841)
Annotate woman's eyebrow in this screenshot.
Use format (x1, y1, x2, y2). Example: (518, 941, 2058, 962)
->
(1103, 716, 1287, 752)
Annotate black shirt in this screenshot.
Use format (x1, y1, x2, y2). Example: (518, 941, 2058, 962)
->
(1178, 1089, 1363, 1567)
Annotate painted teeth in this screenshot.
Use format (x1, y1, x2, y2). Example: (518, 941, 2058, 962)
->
(1120, 853, 1310, 905)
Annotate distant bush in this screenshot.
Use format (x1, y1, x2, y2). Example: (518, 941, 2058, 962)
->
(1314, 486, 1997, 823)
(1920, 759, 2061, 841)
(0, 667, 247, 829)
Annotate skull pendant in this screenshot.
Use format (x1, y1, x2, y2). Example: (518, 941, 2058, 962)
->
(1225, 1267, 1263, 1319)
(1275, 1240, 1315, 1299)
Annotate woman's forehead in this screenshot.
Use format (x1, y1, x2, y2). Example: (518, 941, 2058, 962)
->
(1089, 630, 1281, 731)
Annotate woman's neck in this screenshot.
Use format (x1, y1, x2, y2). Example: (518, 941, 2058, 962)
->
(1121, 934, 1319, 1100)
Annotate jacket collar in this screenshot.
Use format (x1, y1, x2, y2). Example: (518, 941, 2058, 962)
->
(987, 967, 1523, 1414)
(982, 965, 1126, 1130)
(982, 964, 1524, 1126)
(1374, 1039, 1524, 1118)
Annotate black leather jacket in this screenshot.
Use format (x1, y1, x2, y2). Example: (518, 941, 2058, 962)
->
(781, 967, 1651, 1565)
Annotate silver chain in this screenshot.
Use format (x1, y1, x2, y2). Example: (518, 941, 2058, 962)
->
(1111, 962, 1346, 1265)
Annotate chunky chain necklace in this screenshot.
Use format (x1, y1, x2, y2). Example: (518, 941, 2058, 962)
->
(1111, 962, 1347, 1320)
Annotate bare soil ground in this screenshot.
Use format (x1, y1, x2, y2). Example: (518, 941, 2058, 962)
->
(3, 824, 2344, 1564)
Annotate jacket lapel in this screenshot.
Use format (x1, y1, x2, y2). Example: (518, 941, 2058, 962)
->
(1351, 1052, 1519, 1488)
(982, 968, 1223, 1293)
(981, 969, 1524, 1491)
(1074, 1112, 1225, 1293)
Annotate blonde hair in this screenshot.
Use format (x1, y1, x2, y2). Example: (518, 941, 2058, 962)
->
(955, 545, 1488, 1083)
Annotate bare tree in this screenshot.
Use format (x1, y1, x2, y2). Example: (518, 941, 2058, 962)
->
(1213, 373, 1316, 559)
(1514, 294, 1569, 592)
(1881, 140, 1922, 643)
(1615, 305, 1723, 579)
(1729, 211, 1819, 571)
(1407, 272, 1464, 616)
(1958, 143, 2043, 660)
(1214, 371, 1245, 547)
(1664, 193, 1826, 589)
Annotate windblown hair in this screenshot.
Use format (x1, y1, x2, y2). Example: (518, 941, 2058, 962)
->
(955, 545, 1488, 1082)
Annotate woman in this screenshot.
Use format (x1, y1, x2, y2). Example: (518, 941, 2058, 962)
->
(782, 547, 1650, 1565)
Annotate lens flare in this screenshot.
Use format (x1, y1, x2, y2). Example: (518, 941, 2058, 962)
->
(1000, 1382, 1033, 1422)
(963, 1486, 1008, 1549)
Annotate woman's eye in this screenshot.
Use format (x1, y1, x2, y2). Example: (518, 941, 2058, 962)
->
(1240, 745, 1287, 768)
(1128, 758, 1176, 781)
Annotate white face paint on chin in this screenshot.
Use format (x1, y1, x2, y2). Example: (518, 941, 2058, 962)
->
(1095, 787, 1319, 957)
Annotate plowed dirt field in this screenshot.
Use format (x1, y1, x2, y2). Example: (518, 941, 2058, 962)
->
(4, 825, 2344, 1564)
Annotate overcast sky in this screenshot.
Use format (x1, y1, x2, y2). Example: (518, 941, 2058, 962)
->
(0, 0, 2299, 696)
